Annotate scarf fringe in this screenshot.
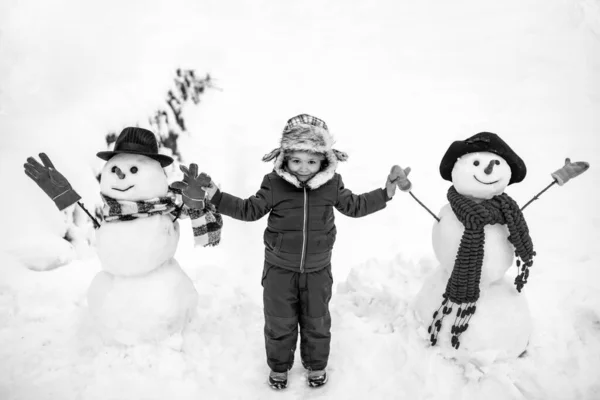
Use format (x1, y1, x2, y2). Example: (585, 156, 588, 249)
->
(427, 294, 477, 349)
(514, 252, 536, 292)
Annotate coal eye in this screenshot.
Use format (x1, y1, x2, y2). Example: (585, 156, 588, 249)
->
(473, 160, 480, 166)
(494, 160, 500, 165)
(111, 166, 117, 173)
(130, 166, 138, 174)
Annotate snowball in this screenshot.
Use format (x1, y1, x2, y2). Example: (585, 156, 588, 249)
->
(4, 234, 75, 271)
(87, 258, 198, 346)
(99, 154, 168, 201)
(451, 152, 511, 200)
(96, 216, 180, 276)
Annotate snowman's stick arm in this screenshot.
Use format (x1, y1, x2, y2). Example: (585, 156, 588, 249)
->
(77, 201, 101, 229)
(171, 204, 184, 224)
(520, 181, 557, 212)
(520, 157, 590, 212)
(409, 191, 441, 222)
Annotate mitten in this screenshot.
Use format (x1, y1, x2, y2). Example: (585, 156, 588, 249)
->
(551, 158, 590, 186)
(388, 165, 412, 192)
(170, 163, 211, 209)
(23, 153, 81, 211)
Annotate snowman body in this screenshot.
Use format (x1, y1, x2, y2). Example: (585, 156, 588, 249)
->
(87, 153, 198, 346)
(95, 215, 179, 276)
(414, 151, 532, 362)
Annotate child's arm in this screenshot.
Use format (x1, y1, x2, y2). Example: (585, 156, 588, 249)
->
(335, 174, 389, 218)
(202, 175, 273, 221)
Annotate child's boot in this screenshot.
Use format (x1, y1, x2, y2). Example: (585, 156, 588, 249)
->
(268, 370, 288, 390)
(307, 369, 328, 387)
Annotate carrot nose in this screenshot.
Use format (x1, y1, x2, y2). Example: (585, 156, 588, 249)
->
(484, 160, 495, 175)
(115, 166, 126, 179)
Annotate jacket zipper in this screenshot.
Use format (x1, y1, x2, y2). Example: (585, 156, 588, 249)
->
(300, 186, 308, 273)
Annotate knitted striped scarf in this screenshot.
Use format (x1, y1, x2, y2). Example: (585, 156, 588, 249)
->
(101, 192, 222, 247)
(428, 186, 535, 349)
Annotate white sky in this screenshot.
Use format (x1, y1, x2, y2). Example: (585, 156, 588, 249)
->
(2, 0, 598, 147)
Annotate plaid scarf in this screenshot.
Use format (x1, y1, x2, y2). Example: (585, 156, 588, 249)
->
(427, 186, 535, 349)
(101, 192, 222, 247)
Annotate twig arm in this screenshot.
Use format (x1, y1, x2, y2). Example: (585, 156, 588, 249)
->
(409, 191, 441, 222)
(77, 201, 101, 229)
(520, 181, 557, 212)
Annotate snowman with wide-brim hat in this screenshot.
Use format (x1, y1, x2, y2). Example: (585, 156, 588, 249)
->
(392, 131, 589, 363)
(24, 127, 222, 347)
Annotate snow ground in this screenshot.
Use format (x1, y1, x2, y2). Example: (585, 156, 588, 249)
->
(1, 235, 599, 399)
(1, 0, 599, 399)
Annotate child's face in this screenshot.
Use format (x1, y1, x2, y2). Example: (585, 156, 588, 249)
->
(286, 151, 324, 182)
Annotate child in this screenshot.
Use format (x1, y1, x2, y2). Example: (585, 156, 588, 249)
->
(200, 114, 408, 389)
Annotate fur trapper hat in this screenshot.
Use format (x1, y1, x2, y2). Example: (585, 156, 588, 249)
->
(262, 114, 348, 189)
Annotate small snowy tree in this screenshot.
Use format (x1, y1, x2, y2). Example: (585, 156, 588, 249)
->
(149, 69, 217, 164)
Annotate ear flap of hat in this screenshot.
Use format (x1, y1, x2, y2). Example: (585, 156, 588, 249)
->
(262, 148, 281, 162)
(333, 149, 348, 162)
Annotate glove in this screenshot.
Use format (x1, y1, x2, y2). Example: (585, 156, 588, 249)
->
(170, 163, 211, 209)
(388, 165, 412, 192)
(551, 158, 589, 186)
(23, 153, 81, 211)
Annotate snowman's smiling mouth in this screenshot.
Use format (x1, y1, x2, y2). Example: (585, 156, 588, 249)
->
(473, 175, 499, 185)
(112, 185, 134, 192)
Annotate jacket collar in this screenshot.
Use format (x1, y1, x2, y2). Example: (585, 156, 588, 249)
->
(272, 150, 338, 189)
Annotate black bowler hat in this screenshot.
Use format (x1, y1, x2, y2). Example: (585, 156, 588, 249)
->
(96, 127, 174, 167)
(439, 132, 527, 185)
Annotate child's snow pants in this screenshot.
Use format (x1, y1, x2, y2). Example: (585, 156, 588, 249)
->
(261, 262, 333, 373)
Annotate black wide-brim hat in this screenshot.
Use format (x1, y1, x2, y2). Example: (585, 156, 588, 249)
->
(439, 132, 526, 185)
(96, 127, 174, 167)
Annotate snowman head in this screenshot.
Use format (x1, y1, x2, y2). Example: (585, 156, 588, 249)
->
(100, 153, 168, 200)
(451, 152, 511, 199)
(96, 127, 174, 201)
(440, 132, 527, 199)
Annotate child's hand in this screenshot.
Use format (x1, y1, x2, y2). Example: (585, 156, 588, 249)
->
(386, 165, 411, 198)
(199, 173, 218, 200)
